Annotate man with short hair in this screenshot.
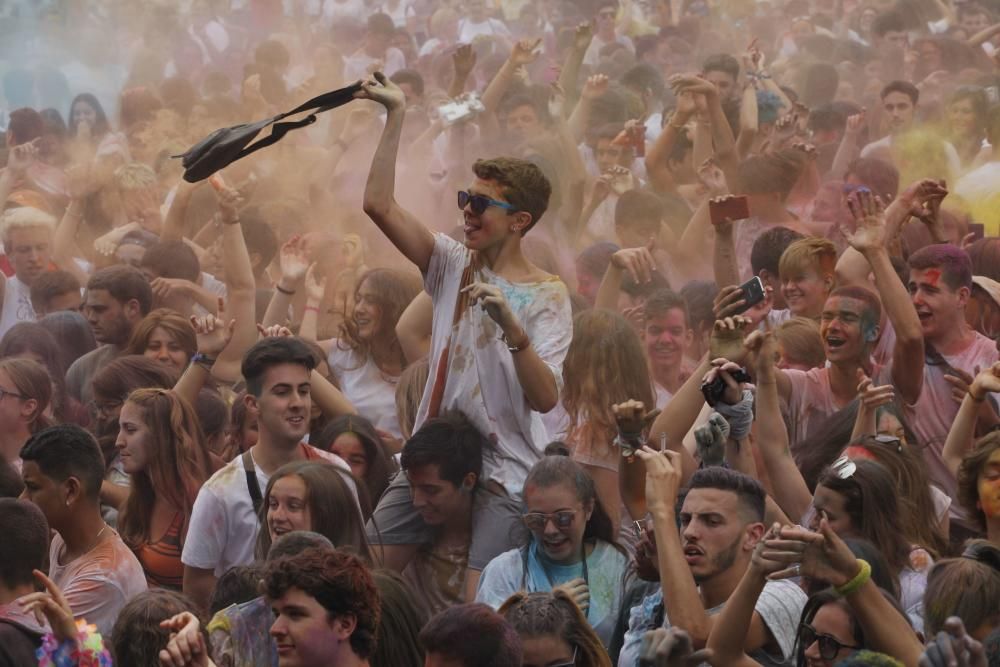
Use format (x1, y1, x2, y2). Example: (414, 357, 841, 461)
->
(750, 226, 805, 312)
(871, 11, 909, 51)
(140, 239, 219, 316)
(66, 265, 153, 405)
(584, 1, 635, 67)
(421, 602, 523, 667)
(264, 546, 379, 667)
(619, 458, 806, 667)
(861, 81, 961, 179)
(0, 498, 50, 664)
(19, 425, 147, 638)
(701, 53, 741, 104)
(399, 413, 520, 610)
(357, 73, 571, 579)
(344, 12, 406, 81)
(0, 206, 57, 338)
(29, 269, 80, 317)
(182, 337, 354, 611)
(641, 289, 695, 407)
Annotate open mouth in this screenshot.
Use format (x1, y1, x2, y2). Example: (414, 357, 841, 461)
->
(286, 416, 305, 427)
(825, 336, 846, 350)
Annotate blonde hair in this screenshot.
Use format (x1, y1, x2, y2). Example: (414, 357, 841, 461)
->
(0, 207, 56, 245)
(395, 357, 429, 441)
(779, 237, 837, 280)
(775, 317, 826, 369)
(114, 162, 158, 191)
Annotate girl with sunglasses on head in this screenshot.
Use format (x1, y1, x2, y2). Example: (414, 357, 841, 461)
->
(500, 590, 612, 667)
(475, 453, 632, 648)
(116, 388, 213, 589)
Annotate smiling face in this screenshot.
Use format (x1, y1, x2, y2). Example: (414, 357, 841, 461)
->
(908, 267, 968, 342)
(248, 363, 312, 448)
(679, 488, 755, 583)
(819, 296, 873, 364)
(144, 326, 189, 370)
(269, 587, 342, 667)
(523, 482, 591, 564)
(407, 463, 471, 527)
(352, 278, 382, 343)
(115, 400, 153, 475)
(267, 474, 313, 542)
(782, 268, 832, 318)
(644, 308, 693, 377)
(948, 98, 979, 135)
(461, 177, 520, 251)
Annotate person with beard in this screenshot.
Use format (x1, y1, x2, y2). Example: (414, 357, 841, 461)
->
(181, 337, 354, 612)
(356, 73, 571, 591)
(617, 452, 806, 667)
(0, 206, 58, 339)
(66, 265, 153, 406)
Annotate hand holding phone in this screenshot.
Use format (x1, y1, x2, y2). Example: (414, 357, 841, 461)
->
(709, 195, 750, 226)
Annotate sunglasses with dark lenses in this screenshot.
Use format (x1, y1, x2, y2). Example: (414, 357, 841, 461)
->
(799, 623, 861, 661)
(522, 510, 578, 532)
(457, 190, 518, 216)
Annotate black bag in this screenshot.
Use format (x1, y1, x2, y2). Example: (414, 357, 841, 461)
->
(173, 82, 363, 182)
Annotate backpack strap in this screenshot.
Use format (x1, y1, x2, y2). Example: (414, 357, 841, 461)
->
(242, 451, 263, 516)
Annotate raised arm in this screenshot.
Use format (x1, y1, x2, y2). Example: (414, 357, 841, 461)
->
(261, 236, 309, 328)
(176, 306, 235, 407)
(396, 290, 433, 363)
(644, 93, 694, 193)
(748, 330, 812, 522)
(480, 39, 541, 114)
(557, 24, 593, 110)
(210, 187, 258, 383)
(448, 45, 477, 99)
(829, 109, 865, 181)
(357, 73, 435, 273)
(943, 364, 1000, 476)
(595, 244, 657, 312)
(843, 189, 924, 405)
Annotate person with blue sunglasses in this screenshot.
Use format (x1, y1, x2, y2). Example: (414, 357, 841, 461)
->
(354, 72, 573, 599)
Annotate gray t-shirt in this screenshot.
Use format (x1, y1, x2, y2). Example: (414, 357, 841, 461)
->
(617, 579, 807, 667)
(66, 344, 120, 406)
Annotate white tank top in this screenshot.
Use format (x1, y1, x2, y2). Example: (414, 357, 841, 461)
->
(0, 275, 36, 339)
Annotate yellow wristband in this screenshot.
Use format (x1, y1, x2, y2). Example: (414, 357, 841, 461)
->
(834, 559, 871, 597)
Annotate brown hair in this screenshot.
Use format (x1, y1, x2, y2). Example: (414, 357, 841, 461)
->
(111, 590, 206, 667)
(0, 357, 52, 432)
(473, 157, 553, 234)
(958, 432, 1000, 530)
(923, 541, 1000, 637)
(846, 435, 948, 558)
(124, 308, 197, 362)
(499, 591, 611, 667)
(117, 389, 212, 548)
(775, 317, 826, 369)
(338, 269, 421, 373)
(316, 415, 396, 507)
(264, 547, 380, 660)
(255, 461, 373, 562)
(562, 310, 654, 454)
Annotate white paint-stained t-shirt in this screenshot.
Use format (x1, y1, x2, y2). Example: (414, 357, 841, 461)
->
(418, 233, 572, 496)
(327, 343, 402, 439)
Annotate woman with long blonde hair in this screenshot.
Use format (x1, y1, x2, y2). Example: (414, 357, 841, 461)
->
(116, 387, 212, 589)
(561, 309, 655, 534)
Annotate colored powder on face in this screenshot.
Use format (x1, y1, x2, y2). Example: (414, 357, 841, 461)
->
(925, 268, 942, 288)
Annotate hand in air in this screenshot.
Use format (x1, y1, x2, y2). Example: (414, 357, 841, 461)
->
(190, 298, 236, 357)
(353, 72, 406, 112)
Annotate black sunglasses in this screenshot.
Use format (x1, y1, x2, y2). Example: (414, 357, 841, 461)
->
(457, 190, 518, 216)
(799, 623, 860, 661)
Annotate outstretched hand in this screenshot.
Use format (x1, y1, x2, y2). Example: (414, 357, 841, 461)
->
(843, 188, 887, 253)
(19, 569, 77, 642)
(190, 298, 236, 357)
(353, 72, 406, 112)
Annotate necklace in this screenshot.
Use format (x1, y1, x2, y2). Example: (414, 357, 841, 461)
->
(83, 523, 109, 554)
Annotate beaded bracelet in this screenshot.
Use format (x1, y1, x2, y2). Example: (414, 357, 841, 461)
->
(37, 620, 112, 667)
(834, 559, 871, 597)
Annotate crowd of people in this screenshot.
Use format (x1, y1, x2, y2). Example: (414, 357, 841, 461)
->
(2, 0, 1000, 665)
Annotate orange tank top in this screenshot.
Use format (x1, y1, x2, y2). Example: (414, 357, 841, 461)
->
(134, 512, 185, 590)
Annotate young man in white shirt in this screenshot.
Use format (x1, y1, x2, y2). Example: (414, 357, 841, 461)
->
(182, 337, 353, 612)
(0, 206, 56, 339)
(343, 12, 407, 82)
(355, 72, 572, 592)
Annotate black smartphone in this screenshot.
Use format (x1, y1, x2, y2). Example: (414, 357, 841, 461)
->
(970, 223, 985, 242)
(734, 276, 766, 314)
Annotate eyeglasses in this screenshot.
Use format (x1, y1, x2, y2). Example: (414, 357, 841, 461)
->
(457, 190, 518, 216)
(550, 646, 579, 667)
(522, 509, 580, 532)
(0, 387, 26, 401)
(799, 623, 861, 660)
